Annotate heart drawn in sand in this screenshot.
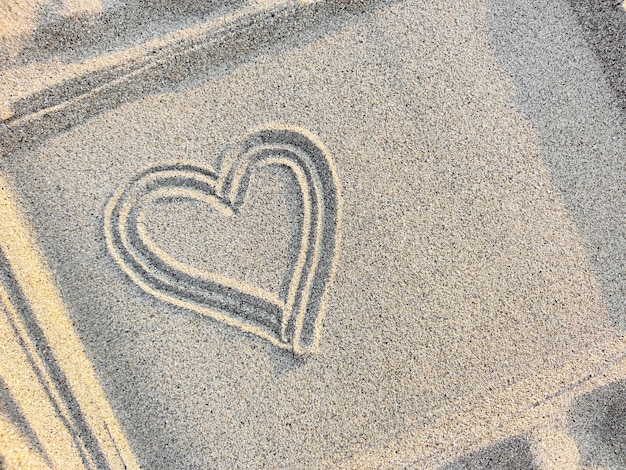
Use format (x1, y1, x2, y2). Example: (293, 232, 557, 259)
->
(104, 127, 341, 354)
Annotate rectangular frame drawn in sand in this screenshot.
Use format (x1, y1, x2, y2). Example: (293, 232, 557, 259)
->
(0, 175, 139, 469)
(1, 0, 626, 467)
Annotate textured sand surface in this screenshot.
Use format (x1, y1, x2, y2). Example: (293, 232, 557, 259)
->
(1, 0, 625, 468)
(569, 0, 626, 113)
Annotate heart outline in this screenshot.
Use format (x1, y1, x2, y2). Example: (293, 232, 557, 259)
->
(104, 126, 341, 354)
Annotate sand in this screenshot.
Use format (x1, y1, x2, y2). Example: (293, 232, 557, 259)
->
(0, 0, 625, 468)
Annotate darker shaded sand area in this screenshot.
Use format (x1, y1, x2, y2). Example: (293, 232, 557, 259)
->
(0, 0, 625, 468)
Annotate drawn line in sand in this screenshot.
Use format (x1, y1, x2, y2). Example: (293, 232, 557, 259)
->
(0, 0, 383, 157)
(105, 126, 341, 354)
(0, 174, 139, 469)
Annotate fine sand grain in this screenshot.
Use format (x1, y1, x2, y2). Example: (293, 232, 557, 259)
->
(1, 0, 625, 467)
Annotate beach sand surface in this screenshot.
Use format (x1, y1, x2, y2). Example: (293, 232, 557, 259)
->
(1, 0, 625, 467)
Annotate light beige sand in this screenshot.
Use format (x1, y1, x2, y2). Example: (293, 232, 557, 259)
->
(1, 0, 625, 468)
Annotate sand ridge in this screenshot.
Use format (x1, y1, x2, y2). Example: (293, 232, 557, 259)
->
(0, 0, 625, 468)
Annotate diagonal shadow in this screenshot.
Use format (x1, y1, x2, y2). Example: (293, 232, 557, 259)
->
(438, 435, 538, 470)
(567, 379, 626, 469)
(0, 0, 397, 158)
(486, 0, 626, 329)
(0, 375, 50, 464)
